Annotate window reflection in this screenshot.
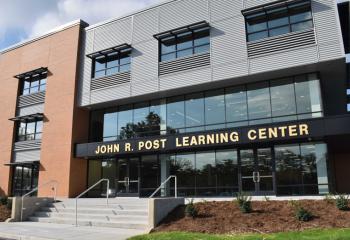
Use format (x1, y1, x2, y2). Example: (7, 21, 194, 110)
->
(89, 73, 323, 141)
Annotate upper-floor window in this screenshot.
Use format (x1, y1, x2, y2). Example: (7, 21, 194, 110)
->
(17, 120, 43, 142)
(159, 26, 210, 62)
(245, 0, 313, 42)
(92, 49, 131, 79)
(21, 74, 46, 95)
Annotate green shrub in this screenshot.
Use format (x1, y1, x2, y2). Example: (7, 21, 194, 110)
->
(185, 199, 198, 218)
(6, 198, 12, 210)
(324, 193, 334, 204)
(0, 196, 8, 206)
(236, 192, 252, 213)
(335, 194, 349, 211)
(295, 207, 313, 222)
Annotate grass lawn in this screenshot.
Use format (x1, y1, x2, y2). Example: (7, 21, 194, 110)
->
(129, 228, 350, 240)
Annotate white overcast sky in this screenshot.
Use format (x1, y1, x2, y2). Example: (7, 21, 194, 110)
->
(0, 0, 164, 50)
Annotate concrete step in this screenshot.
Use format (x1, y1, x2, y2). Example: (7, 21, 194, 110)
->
(49, 203, 148, 210)
(28, 216, 149, 229)
(34, 211, 149, 221)
(41, 207, 148, 216)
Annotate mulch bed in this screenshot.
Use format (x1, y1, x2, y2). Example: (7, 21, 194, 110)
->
(154, 200, 350, 234)
(0, 205, 11, 222)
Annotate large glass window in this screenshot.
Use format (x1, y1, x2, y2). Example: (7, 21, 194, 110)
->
(17, 120, 43, 142)
(159, 27, 210, 62)
(93, 50, 131, 78)
(118, 105, 133, 140)
(247, 82, 272, 124)
(170, 153, 196, 196)
(225, 86, 248, 126)
(216, 149, 239, 196)
(140, 155, 160, 196)
(275, 143, 328, 195)
(195, 151, 216, 196)
(167, 96, 185, 133)
(12, 164, 39, 196)
(205, 89, 226, 128)
(270, 78, 297, 121)
(89, 73, 323, 140)
(245, 0, 313, 42)
(185, 93, 205, 131)
(21, 74, 46, 95)
(103, 110, 118, 142)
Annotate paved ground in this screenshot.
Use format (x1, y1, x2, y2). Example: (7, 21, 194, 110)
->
(0, 222, 147, 240)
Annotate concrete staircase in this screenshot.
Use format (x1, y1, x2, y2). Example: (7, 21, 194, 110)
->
(27, 198, 150, 230)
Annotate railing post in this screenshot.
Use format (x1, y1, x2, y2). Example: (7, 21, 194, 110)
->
(106, 180, 109, 206)
(174, 176, 177, 198)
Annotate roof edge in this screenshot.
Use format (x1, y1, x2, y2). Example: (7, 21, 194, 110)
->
(0, 19, 89, 54)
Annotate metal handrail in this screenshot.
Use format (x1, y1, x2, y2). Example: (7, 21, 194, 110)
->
(75, 179, 109, 226)
(21, 180, 58, 221)
(149, 175, 177, 198)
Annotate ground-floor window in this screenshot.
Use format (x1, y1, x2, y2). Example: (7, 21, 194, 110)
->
(87, 142, 329, 197)
(12, 164, 39, 196)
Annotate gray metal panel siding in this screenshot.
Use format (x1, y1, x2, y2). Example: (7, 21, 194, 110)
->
(78, 30, 93, 106)
(159, 67, 211, 91)
(13, 149, 41, 163)
(17, 92, 45, 107)
(17, 103, 44, 117)
(90, 72, 131, 90)
(133, 8, 159, 44)
(14, 140, 41, 151)
(211, 16, 248, 66)
(77, 0, 345, 107)
(90, 83, 131, 104)
(159, 53, 210, 76)
(210, 0, 243, 21)
(159, 0, 209, 32)
(249, 45, 319, 74)
(312, 0, 345, 61)
(92, 17, 132, 53)
(247, 30, 316, 57)
(131, 40, 159, 83)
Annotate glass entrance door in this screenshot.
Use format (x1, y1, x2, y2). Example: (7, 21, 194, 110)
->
(116, 157, 140, 197)
(240, 148, 275, 195)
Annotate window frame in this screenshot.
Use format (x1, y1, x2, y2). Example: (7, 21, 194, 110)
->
(17, 120, 43, 142)
(159, 26, 210, 62)
(245, 1, 314, 42)
(21, 74, 47, 96)
(92, 50, 131, 79)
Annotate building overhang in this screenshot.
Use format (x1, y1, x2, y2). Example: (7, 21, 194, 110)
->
(9, 113, 44, 122)
(4, 161, 39, 167)
(14, 67, 48, 79)
(86, 44, 132, 59)
(241, 0, 311, 16)
(153, 21, 210, 40)
(75, 115, 350, 159)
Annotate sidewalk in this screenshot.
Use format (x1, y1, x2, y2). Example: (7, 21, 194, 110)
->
(0, 222, 147, 240)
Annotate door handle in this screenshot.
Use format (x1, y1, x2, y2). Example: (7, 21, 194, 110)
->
(252, 172, 257, 183)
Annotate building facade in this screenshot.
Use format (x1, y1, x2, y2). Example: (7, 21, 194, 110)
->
(1, 0, 350, 198)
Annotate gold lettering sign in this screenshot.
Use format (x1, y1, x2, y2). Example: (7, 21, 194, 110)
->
(93, 124, 310, 155)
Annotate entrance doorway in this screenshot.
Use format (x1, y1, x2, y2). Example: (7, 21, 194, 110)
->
(116, 157, 140, 197)
(240, 148, 275, 195)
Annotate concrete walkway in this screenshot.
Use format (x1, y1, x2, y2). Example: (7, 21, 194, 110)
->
(0, 222, 147, 240)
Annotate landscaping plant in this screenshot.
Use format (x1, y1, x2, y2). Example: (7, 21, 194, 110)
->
(335, 194, 349, 211)
(290, 201, 313, 222)
(6, 198, 12, 210)
(0, 196, 7, 206)
(324, 193, 334, 204)
(236, 192, 252, 213)
(185, 199, 198, 218)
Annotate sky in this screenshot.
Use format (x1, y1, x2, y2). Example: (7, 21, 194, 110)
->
(0, 0, 164, 50)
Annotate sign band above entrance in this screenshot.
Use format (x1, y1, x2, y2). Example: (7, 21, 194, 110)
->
(76, 122, 315, 158)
